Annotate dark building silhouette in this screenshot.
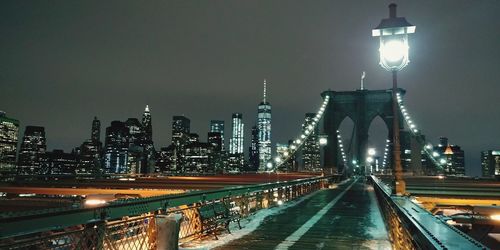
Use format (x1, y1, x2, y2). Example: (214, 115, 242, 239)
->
(39, 149, 78, 175)
(208, 132, 223, 152)
(104, 121, 129, 174)
(172, 116, 190, 170)
(18, 126, 47, 175)
(0, 112, 19, 174)
(249, 125, 259, 172)
(78, 117, 103, 175)
(91, 116, 100, 143)
(142, 105, 153, 142)
(142, 105, 155, 174)
(125, 118, 144, 174)
(172, 116, 190, 147)
(155, 145, 177, 173)
(481, 150, 500, 177)
(210, 120, 225, 150)
(208, 131, 225, 173)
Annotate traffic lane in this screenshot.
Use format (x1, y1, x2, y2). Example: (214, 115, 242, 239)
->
(215, 178, 356, 250)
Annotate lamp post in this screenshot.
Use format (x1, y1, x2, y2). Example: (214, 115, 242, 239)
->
(367, 148, 376, 175)
(373, 3, 415, 196)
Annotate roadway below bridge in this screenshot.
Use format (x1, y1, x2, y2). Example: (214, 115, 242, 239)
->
(215, 177, 390, 250)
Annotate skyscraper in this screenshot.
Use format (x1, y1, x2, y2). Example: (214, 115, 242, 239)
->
(104, 121, 129, 174)
(18, 126, 47, 175)
(302, 113, 320, 171)
(125, 118, 144, 174)
(434, 137, 465, 176)
(172, 116, 190, 171)
(155, 145, 176, 173)
(229, 113, 244, 154)
(208, 131, 225, 173)
(257, 79, 272, 171)
(78, 116, 103, 175)
(249, 125, 259, 171)
(142, 105, 153, 142)
(229, 113, 244, 172)
(0, 112, 19, 174)
(172, 116, 190, 147)
(141, 105, 155, 174)
(481, 150, 500, 177)
(91, 116, 101, 143)
(39, 149, 78, 175)
(210, 120, 225, 150)
(208, 132, 223, 152)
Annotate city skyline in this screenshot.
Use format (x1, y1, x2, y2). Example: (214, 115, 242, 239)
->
(1, 1, 500, 176)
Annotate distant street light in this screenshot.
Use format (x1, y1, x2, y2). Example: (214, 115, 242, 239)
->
(373, 3, 415, 196)
(368, 148, 376, 156)
(366, 157, 374, 163)
(319, 135, 328, 146)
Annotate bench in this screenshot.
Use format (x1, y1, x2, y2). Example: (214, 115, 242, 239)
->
(197, 200, 241, 239)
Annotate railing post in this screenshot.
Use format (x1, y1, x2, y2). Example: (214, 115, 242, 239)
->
(278, 188, 283, 203)
(95, 221, 106, 250)
(156, 214, 183, 250)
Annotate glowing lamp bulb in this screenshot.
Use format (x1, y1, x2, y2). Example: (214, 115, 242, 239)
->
(319, 137, 328, 145)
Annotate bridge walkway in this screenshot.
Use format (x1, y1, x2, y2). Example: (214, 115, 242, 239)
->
(216, 177, 391, 250)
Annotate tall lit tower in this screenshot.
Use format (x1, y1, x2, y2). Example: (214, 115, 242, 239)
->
(142, 105, 152, 142)
(91, 117, 101, 143)
(229, 113, 244, 154)
(257, 79, 272, 171)
(104, 121, 129, 174)
(141, 105, 155, 173)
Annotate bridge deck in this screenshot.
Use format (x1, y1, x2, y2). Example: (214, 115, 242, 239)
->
(216, 177, 391, 249)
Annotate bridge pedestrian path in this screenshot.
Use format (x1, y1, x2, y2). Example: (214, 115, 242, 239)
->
(215, 177, 391, 250)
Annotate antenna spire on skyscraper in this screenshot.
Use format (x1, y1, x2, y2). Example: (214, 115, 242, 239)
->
(263, 79, 267, 103)
(145, 105, 150, 112)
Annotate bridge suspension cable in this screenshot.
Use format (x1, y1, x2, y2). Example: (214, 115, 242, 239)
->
(381, 140, 390, 169)
(271, 94, 330, 171)
(336, 130, 349, 173)
(396, 92, 446, 170)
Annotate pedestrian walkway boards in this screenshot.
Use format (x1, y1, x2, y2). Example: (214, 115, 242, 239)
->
(215, 177, 391, 250)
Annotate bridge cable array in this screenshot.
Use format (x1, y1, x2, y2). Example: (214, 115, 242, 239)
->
(271, 94, 331, 171)
(335, 129, 349, 174)
(396, 92, 446, 170)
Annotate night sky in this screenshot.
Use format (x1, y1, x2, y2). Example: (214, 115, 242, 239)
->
(1, 1, 499, 176)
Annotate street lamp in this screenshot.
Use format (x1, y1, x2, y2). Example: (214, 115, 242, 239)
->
(319, 136, 328, 146)
(373, 3, 415, 196)
(368, 148, 376, 157)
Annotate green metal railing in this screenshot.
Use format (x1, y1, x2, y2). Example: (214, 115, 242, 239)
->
(0, 175, 334, 249)
(370, 176, 488, 250)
